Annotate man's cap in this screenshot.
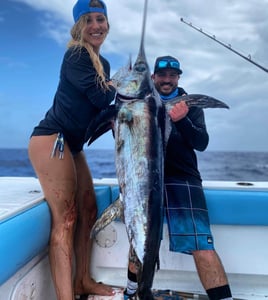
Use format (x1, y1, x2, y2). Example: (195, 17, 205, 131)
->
(73, 0, 108, 23)
(154, 56, 183, 74)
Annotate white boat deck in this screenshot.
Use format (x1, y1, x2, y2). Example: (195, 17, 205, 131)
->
(0, 176, 44, 222)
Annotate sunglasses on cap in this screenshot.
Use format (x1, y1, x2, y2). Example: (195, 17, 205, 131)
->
(157, 60, 180, 70)
(154, 57, 183, 74)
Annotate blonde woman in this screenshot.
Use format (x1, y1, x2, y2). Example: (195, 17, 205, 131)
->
(28, 1, 116, 299)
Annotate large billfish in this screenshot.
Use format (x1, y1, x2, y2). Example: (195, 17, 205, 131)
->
(87, 1, 229, 299)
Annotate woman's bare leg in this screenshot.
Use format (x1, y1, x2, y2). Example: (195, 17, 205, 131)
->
(73, 152, 115, 296)
(29, 135, 77, 300)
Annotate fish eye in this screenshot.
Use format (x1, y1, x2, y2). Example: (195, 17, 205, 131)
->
(134, 63, 146, 72)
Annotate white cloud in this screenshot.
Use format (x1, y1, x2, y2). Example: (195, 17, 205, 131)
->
(9, 0, 268, 151)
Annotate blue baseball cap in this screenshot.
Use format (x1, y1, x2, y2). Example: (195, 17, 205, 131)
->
(73, 0, 108, 23)
(154, 56, 183, 74)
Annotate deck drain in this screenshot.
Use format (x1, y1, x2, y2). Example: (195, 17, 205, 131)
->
(94, 224, 117, 248)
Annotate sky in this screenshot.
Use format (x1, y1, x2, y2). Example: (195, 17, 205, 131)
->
(1, 0, 268, 151)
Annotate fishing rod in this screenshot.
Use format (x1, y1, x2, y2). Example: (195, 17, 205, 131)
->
(180, 17, 268, 74)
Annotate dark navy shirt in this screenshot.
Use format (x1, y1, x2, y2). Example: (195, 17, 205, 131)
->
(164, 87, 209, 181)
(31, 46, 116, 153)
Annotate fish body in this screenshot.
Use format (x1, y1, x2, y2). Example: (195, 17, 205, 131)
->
(115, 91, 165, 299)
(88, 1, 229, 299)
(89, 89, 165, 300)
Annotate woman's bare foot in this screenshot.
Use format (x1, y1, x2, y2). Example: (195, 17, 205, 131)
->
(74, 278, 115, 296)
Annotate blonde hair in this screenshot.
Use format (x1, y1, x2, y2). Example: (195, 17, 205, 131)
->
(68, 3, 109, 91)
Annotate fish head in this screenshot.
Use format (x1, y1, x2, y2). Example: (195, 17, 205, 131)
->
(112, 51, 155, 101)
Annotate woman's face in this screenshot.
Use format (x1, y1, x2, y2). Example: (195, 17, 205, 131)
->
(82, 12, 109, 52)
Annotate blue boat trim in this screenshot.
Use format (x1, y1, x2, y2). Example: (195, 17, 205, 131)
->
(111, 186, 268, 225)
(0, 202, 51, 285)
(205, 189, 268, 226)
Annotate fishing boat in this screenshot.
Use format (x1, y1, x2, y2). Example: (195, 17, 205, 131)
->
(0, 176, 267, 300)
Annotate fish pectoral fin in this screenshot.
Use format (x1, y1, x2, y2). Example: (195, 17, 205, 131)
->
(86, 105, 117, 146)
(90, 197, 124, 238)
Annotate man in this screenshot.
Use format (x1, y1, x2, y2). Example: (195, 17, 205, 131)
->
(124, 56, 233, 300)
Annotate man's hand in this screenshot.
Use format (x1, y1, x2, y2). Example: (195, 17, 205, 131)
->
(168, 100, 189, 122)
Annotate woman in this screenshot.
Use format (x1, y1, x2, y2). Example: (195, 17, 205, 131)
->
(28, 1, 116, 299)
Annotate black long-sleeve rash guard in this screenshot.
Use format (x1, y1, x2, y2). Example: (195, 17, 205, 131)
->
(32, 46, 116, 152)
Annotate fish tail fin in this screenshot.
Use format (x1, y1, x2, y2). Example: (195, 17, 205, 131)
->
(165, 94, 229, 110)
(184, 94, 229, 109)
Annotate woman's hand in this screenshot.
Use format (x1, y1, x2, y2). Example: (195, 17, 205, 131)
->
(107, 80, 115, 87)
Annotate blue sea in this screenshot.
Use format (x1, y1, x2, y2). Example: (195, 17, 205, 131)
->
(0, 148, 267, 181)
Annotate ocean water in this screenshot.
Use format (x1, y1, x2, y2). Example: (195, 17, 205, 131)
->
(0, 148, 267, 181)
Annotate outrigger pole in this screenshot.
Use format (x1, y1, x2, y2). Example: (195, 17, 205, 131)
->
(180, 17, 268, 74)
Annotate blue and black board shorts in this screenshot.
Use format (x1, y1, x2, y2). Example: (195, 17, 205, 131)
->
(164, 178, 215, 254)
